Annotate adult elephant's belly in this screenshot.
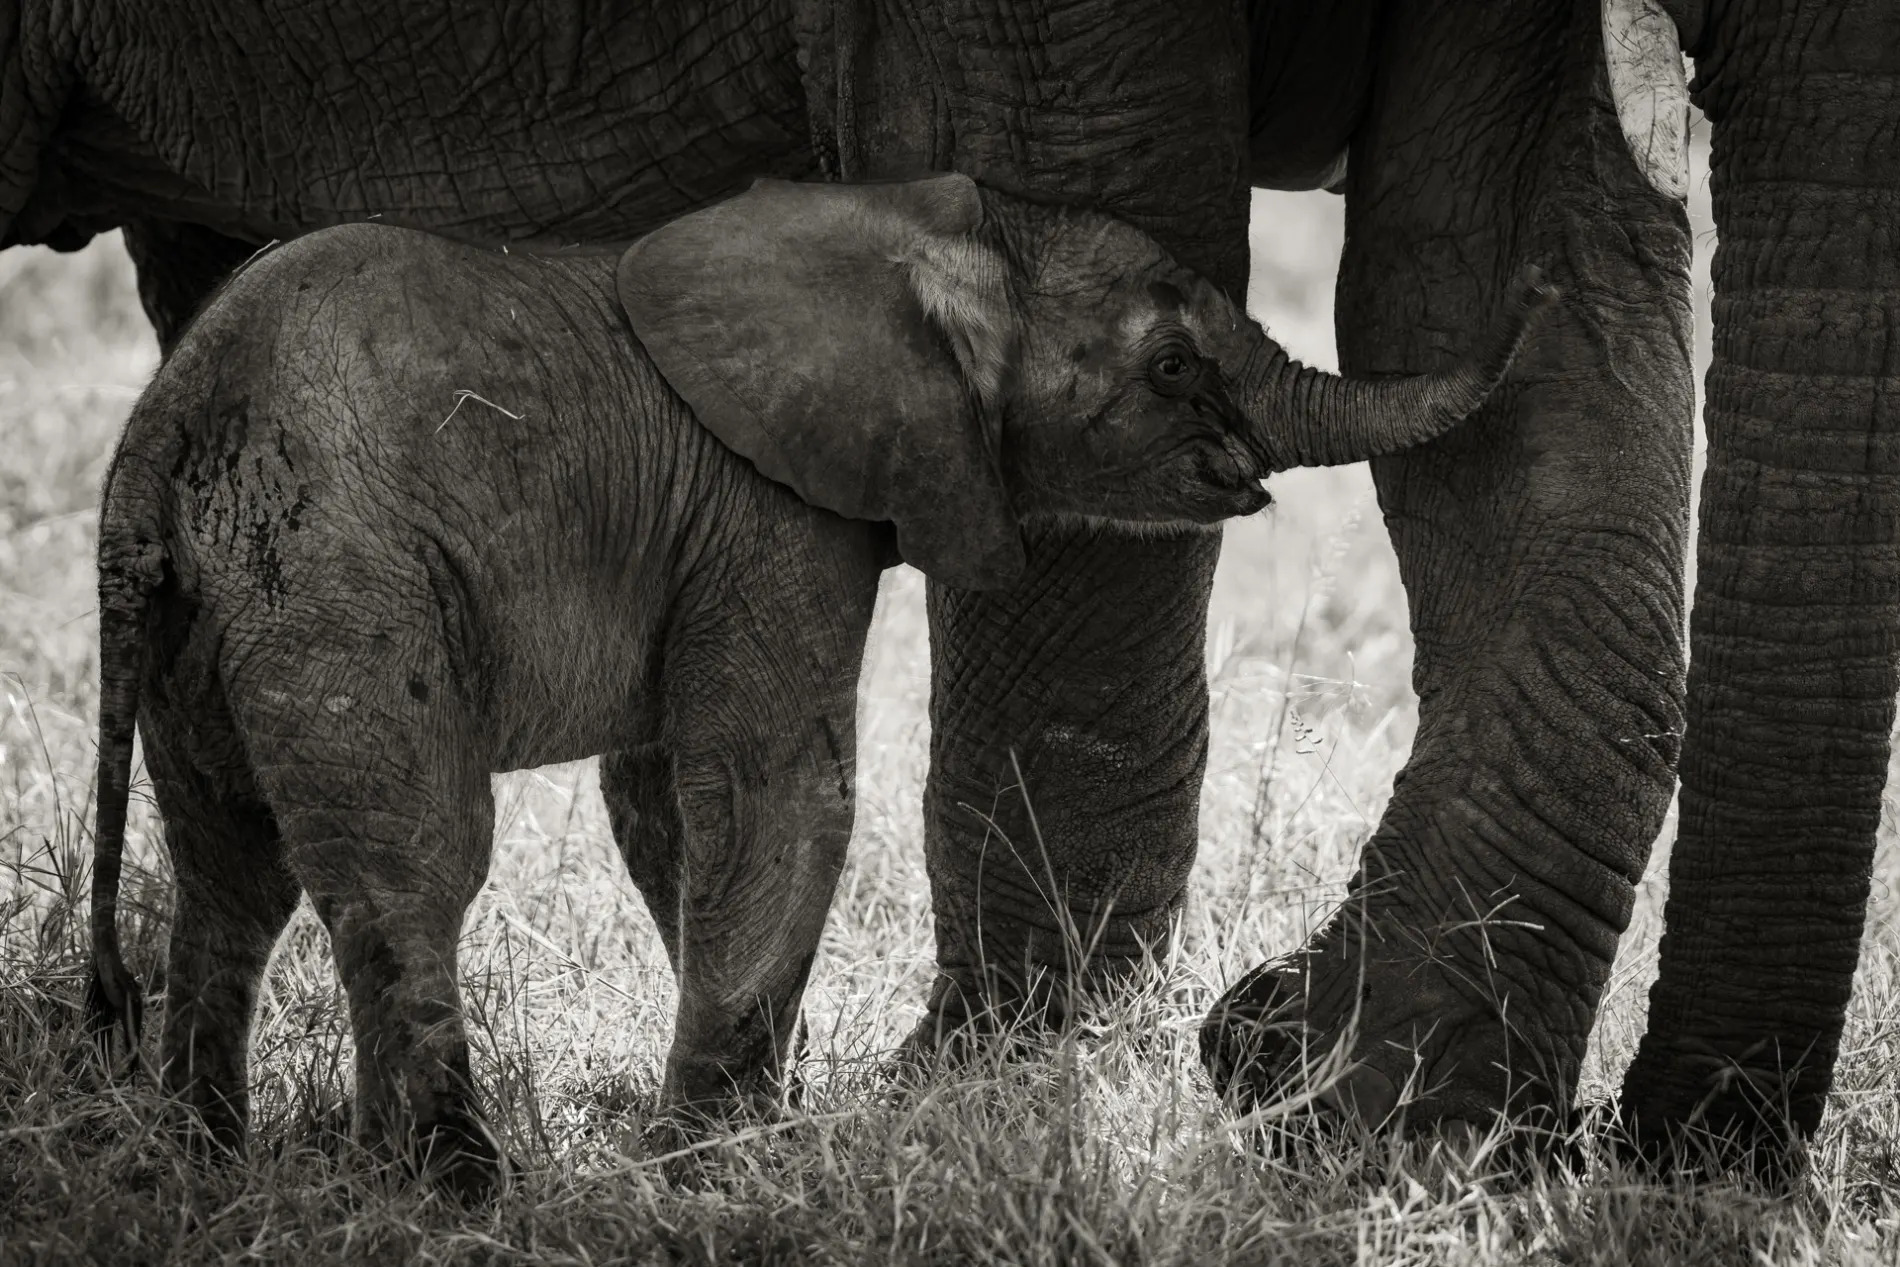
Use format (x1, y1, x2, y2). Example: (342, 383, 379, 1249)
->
(51, 0, 816, 248)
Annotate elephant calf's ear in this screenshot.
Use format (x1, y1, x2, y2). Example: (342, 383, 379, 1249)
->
(616, 175, 1026, 591)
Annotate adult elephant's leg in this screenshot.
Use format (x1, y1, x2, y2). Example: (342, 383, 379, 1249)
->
(919, 534, 1222, 1034)
(805, 0, 1250, 1040)
(1621, 1, 1900, 1161)
(1203, 0, 1694, 1127)
(119, 220, 264, 356)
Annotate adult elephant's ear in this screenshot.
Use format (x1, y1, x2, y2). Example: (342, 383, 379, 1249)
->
(617, 174, 1025, 591)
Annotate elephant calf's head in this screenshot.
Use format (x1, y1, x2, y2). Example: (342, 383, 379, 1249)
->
(619, 174, 1555, 591)
(980, 202, 1276, 532)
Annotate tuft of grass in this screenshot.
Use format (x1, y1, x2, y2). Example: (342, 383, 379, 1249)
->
(2, 200, 1898, 1263)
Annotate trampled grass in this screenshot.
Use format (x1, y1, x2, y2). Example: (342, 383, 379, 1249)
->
(2, 183, 1897, 1264)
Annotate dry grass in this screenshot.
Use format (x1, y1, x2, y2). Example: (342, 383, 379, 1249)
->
(2, 172, 1898, 1264)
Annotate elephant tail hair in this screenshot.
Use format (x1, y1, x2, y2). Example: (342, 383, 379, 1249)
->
(86, 505, 166, 1072)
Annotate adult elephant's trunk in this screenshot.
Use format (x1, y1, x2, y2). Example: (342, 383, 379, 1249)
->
(1620, 0, 1900, 1159)
(1230, 267, 1556, 470)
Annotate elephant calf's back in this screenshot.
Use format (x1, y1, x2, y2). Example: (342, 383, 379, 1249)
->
(126, 221, 886, 770)
(162, 226, 694, 523)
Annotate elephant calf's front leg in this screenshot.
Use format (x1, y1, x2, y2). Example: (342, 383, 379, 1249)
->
(660, 734, 855, 1112)
(647, 523, 877, 1119)
(602, 742, 686, 971)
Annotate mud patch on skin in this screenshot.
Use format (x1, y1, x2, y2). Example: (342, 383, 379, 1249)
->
(237, 453, 309, 605)
(319, 915, 475, 1127)
(178, 405, 310, 605)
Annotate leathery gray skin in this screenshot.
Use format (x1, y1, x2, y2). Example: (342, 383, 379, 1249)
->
(84, 173, 1551, 1196)
(0, 1, 814, 351)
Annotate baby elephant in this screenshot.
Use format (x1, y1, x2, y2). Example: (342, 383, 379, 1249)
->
(86, 172, 1552, 1192)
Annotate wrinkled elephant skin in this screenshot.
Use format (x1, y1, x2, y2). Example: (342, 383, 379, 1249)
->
(1209, 0, 1900, 1177)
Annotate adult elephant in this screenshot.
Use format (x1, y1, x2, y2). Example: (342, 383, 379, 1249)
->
(3, 0, 1878, 1170)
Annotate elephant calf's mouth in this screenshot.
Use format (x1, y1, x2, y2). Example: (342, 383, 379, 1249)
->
(1193, 447, 1272, 515)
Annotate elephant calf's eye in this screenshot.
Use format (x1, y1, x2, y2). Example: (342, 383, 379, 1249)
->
(1148, 346, 1202, 396)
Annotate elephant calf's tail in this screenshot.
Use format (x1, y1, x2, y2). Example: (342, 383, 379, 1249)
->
(85, 531, 164, 1070)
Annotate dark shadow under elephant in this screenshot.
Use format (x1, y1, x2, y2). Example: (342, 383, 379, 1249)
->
(7, 0, 1894, 1173)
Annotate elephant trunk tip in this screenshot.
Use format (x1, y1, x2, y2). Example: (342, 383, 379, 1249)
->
(1417, 261, 1561, 433)
(1477, 263, 1561, 394)
(1507, 262, 1561, 330)
(1482, 267, 1558, 381)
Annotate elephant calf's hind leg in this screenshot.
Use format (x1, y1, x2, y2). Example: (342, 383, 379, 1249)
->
(258, 679, 500, 1196)
(148, 747, 301, 1155)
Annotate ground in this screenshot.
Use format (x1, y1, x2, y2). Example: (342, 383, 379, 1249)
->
(2, 144, 1898, 1263)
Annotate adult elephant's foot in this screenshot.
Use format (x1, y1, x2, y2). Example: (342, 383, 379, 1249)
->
(1200, 953, 1400, 1128)
(802, 0, 1253, 1067)
(1200, 887, 1594, 1147)
(1615, 1034, 1814, 1188)
(899, 941, 1167, 1069)
(1185, 0, 1694, 1167)
(900, 970, 1047, 1066)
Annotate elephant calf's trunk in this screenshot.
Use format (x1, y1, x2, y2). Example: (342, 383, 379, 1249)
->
(1237, 265, 1558, 470)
